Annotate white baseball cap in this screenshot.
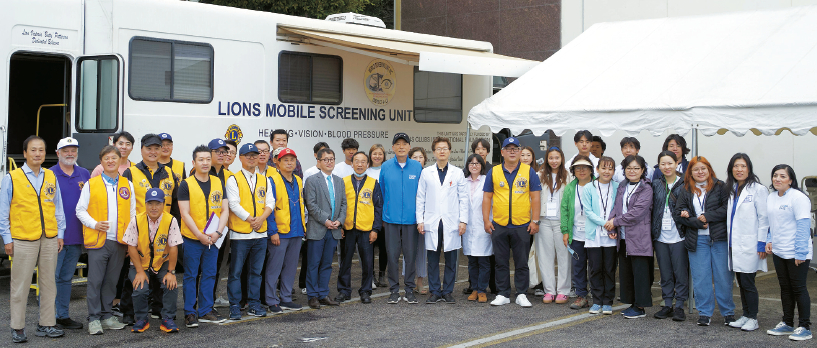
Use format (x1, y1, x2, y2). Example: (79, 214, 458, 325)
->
(56, 137, 79, 150)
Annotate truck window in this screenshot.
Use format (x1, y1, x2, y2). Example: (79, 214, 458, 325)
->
(77, 57, 118, 132)
(129, 37, 213, 103)
(278, 51, 342, 105)
(414, 68, 462, 123)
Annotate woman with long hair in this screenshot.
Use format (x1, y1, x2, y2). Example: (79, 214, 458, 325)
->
(673, 156, 734, 327)
(765, 164, 813, 341)
(520, 146, 539, 172)
(462, 154, 492, 303)
(366, 144, 386, 179)
(609, 155, 654, 319)
(724, 153, 769, 332)
(650, 151, 688, 322)
(561, 154, 594, 310)
(535, 147, 570, 304)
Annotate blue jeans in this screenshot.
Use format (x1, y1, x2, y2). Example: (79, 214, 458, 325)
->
(228, 238, 267, 307)
(183, 237, 219, 316)
(570, 240, 589, 298)
(55, 244, 82, 319)
(688, 235, 735, 317)
(467, 256, 490, 294)
(306, 231, 338, 299)
(427, 227, 458, 296)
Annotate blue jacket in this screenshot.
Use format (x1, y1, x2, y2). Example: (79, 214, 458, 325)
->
(581, 180, 619, 241)
(379, 157, 422, 225)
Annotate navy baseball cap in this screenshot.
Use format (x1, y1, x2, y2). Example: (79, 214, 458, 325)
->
(145, 188, 165, 203)
(158, 133, 173, 142)
(239, 143, 259, 156)
(208, 138, 228, 151)
(392, 132, 410, 145)
(502, 137, 520, 148)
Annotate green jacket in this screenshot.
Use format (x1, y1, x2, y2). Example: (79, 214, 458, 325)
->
(560, 177, 593, 243)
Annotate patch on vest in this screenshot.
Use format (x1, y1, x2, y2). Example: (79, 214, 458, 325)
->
(212, 190, 222, 204)
(361, 188, 373, 204)
(43, 182, 57, 202)
(161, 179, 173, 194)
(138, 179, 150, 188)
(119, 187, 131, 199)
(256, 186, 266, 204)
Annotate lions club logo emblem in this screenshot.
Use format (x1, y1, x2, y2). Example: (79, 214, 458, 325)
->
(364, 59, 396, 106)
(212, 191, 222, 203)
(119, 187, 131, 199)
(225, 124, 243, 143)
(161, 180, 173, 193)
(44, 182, 56, 196)
(516, 177, 528, 188)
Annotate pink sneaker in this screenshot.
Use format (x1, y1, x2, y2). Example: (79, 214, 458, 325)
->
(555, 294, 569, 304)
(542, 294, 555, 304)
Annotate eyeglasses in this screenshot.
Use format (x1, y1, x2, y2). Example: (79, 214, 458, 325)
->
(227, 151, 236, 156)
(161, 144, 173, 149)
(435, 147, 450, 152)
(504, 147, 521, 153)
(258, 150, 270, 155)
(213, 150, 228, 156)
(243, 154, 259, 159)
(320, 158, 335, 163)
(625, 167, 642, 172)
(692, 167, 708, 173)
(468, 162, 481, 167)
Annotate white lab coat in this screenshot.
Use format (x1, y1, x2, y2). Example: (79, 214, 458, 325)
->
(726, 182, 770, 273)
(416, 164, 468, 252)
(463, 175, 492, 256)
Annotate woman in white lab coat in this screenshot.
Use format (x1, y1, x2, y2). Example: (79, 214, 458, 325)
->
(415, 138, 469, 302)
(724, 153, 769, 332)
(462, 154, 492, 302)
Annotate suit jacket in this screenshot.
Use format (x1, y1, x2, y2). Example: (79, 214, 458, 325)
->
(304, 171, 347, 240)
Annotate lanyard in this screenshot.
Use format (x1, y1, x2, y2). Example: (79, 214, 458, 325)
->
(696, 191, 706, 214)
(597, 181, 610, 220)
(729, 185, 739, 233)
(664, 178, 676, 209)
(576, 184, 584, 216)
(625, 182, 639, 209)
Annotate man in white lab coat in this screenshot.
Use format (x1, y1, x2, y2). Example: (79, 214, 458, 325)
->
(416, 137, 468, 304)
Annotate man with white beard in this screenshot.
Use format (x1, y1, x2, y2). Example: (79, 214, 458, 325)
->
(50, 137, 91, 330)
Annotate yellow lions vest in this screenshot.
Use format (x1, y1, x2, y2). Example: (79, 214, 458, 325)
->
(343, 175, 376, 231)
(136, 212, 173, 272)
(270, 172, 305, 234)
(491, 163, 532, 226)
(83, 175, 131, 249)
(180, 175, 223, 239)
(166, 159, 185, 181)
(129, 166, 175, 214)
(8, 168, 58, 240)
(227, 171, 268, 233)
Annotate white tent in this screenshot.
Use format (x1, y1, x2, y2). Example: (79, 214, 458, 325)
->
(468, 6, 817, 138)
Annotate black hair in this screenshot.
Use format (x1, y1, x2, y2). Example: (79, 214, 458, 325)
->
(341, 138, 360, 151)
(573, 130, 593, 143)
(317, 148, 335, 160)
(270, 129, 289, 141)
(569, 154, 594, 178)
(597, 156, 616, 169)
(619, 137, 641, 150)
(313, 142, 330, 154)
(591, 136, 606, 152)
(99, 145, 121, 161)
(23, 135, 44, 152)
(352, 151, 369, 163)
(111, 131, 135, 145)
(224, 139, 237, 148)
(140, 133, 160, 147)
(470, 138, 491, 154)
(724, 153, 761, 196)
(769, 164, 803, 193)
(656, 150, 677, 164)
(192, 145, 211, 160)
(463, 154, 487, 176)
(621, 155, 648, 181)
(253, 140, 270, 149)
(662, 134, 690, 157)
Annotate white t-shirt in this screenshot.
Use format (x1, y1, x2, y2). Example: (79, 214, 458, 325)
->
(586, 181, 616, 248)
(572, 183, 587, 242)
(365, 166, 381, 180)
(657, 177, 683, 244)
(767, 188, 813, 260)
(303, 165, 320, 180)
(332, 162, 354, 178)
(692, 184, 709, 236)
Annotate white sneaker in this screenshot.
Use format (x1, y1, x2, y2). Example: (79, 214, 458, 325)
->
(741, 318, 759, 331)
(100, 316, 126, 330)
(491, 295, 510, 306)
(88, 320, 103, 335)
(568, 288, 577, 298)
(372, 280, 377, 289)
(301, 288, 307, 295)
(515, 294, 532, 308)
(729, 316, 750, 328)
(534, 289, 545, 297)
(213, 297, 230, 308)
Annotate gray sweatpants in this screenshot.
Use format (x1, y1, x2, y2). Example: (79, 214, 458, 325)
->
(129, 263, 177, 321)
(654, 240, 689, 308)
(385, 222, 418, 293)
(87, 242, 126, 322)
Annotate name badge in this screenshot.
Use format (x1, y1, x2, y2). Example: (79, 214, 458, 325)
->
(744, 195, 753, 203)
(662, 206, 672, 231)
(576, 219, 585, 232)
(546, 204, 558, 217)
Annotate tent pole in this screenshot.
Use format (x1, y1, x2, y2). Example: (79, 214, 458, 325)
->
(688, 127, 698, 314)
(465, 123, 471, 166)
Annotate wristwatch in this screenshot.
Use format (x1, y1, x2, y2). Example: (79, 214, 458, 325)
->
(532, 220, 540, 225)
(170, 270, 176, 275)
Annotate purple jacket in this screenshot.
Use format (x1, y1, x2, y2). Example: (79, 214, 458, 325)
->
(611, 178, 654, 257)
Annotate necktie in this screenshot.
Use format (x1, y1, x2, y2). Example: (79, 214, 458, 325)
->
(327, 175, 335, 218)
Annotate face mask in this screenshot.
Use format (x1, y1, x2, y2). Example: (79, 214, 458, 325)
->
(354, 172, 366, 178)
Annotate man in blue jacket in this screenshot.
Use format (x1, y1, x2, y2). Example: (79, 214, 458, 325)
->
(379, 133, 422, 304)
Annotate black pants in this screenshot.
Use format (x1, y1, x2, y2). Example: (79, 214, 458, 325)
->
(618, 242, 653, 308)
(772, 255, 811, 329)
(489, 255, 497, 293)
(491, 223, 530, 298)
(735, 272, 759, 319)
(337, 229, 374, 296)
(654, 241, 689, 308)
(587, 246, 617, 306)
(298, 239, 308, 289)
(371, 228, 387, 277)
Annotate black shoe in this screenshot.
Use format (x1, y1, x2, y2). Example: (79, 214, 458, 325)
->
(697, 316, 711, 326)
(361, 293, 372, 304)
(308, 297, 321, 309)
(462, 287, 473, 295)
(387, 292, 401, 304)
(56, 317, 83, 330)
(334, 293, 350, 303)
(319, 296, 339, 306)
(378, 275, 387, 288)
(405, 291, 419, 304)
(185, 313, 199, 328)
(723, 315, 736, 326)
(122, 315, 135, 326)
(672, 307, 686, 321)
(653, 306, 673, 319)
(426, 294, 442, 304)
(35, 325, 64, 338)
(11, 329, 26, 343)
(442, 293, 456, 304)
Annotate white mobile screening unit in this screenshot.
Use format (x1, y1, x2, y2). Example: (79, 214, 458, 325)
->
(0, 0, 537, 172)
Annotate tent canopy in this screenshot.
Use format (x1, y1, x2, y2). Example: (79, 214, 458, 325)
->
(468, 6, 817, 137)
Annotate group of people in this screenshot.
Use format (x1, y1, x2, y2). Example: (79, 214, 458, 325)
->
(0, 128, 812, 343)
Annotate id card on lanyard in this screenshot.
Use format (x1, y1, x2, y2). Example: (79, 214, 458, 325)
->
(546, 183, 559, 217)
(662, 181, 673, 231)
(575, 186, 585, 232)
